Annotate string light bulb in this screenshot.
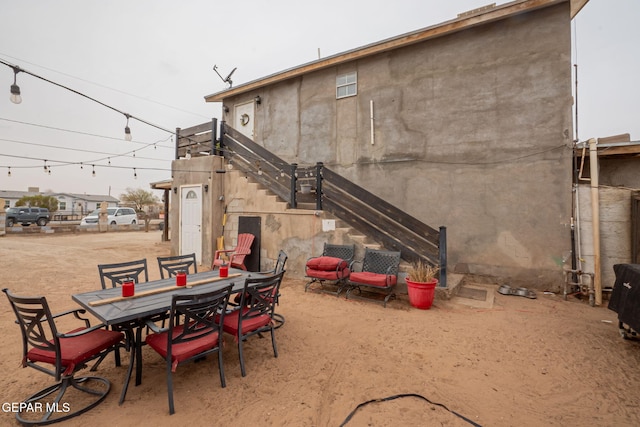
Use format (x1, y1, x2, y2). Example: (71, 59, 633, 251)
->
(7, 167, 11, 177)
(124, 114, 132, 141)
(92, 165, 96, 177)
(133, 168, 137, 179)
(43, 160, 48, 173)
(10, 66, 22, 104)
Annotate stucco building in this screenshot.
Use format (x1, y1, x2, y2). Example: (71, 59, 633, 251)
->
(200, 0, 583, 286)
(167, 0, 640, 297)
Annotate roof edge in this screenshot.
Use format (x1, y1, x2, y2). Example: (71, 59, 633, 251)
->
(204, 0, 568, 103)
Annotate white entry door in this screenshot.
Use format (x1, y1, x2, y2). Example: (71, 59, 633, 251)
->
(234, 101, 255, 139)
(180, 185, 202, 263)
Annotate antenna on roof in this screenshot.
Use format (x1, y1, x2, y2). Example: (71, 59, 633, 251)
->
(213, 65, 237, 88)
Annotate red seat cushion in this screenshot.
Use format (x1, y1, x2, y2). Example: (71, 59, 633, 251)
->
(305, 256, 348, 272)
(349, 272, 397, 288)
(222, 308, 271, 338)
(27, 327, 123, 376)
(306, 268, 351, 280)
(146, 324, 220, 372)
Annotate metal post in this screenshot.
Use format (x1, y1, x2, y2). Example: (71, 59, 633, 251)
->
(438, 226, 447, 288)
(175, 127, 181, 160)
(219, 121, 226, 152)
(315, 162, 323, 211)
(162, 189, 169, 242)
(211, 118, 218, 156)
(290, 163, 298, 209)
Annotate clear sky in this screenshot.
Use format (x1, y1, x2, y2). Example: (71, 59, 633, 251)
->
(0, 0, 637, 198)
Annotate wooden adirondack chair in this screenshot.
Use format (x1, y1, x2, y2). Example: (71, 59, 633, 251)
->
(212, 233, 255, 271)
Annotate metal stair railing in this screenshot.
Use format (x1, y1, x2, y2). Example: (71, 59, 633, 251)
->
(207, 122, 447, 286)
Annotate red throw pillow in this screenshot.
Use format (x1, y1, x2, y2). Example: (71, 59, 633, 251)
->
(305, 256, 347, 271)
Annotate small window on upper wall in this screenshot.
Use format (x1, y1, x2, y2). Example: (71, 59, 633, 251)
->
(336, 72, 357, 99)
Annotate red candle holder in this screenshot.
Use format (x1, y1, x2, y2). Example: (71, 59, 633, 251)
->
(122, 280, 135, 297)
(219, 264, 229, 278)
(176, 271, 187, 286)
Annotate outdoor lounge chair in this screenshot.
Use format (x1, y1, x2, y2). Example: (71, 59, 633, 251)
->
(345, 248, 401, 307)
(304, 243, 355, 296)
(3, 288, 124, 425)
(212, 233, 255, 271)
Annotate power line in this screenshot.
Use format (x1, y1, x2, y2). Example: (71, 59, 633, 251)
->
(1, 152, 215, 175)
(0, 117, 173, 149)
(0, 138, 169, 162)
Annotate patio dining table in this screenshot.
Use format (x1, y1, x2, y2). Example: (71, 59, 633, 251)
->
(72, 268, 262, 404)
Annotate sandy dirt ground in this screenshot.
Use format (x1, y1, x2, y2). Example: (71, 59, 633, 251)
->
(1, 231, 639, 426)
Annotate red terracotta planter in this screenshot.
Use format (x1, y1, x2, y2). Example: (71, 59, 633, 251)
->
(406, 278, 438, 309)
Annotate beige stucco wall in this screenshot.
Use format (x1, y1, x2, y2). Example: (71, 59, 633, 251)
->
(170, 157, 351, 277)
(216, 4, 574, 288)
(577, 185, 636, 288)
(170, 156, 224, 267)
(220, 168, 354, 277)
(600, 157, 640, 188)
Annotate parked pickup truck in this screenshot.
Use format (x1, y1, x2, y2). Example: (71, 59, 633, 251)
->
(5, 207, 50, 227)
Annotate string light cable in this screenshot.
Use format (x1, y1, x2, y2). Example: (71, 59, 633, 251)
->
(0, 137, 168, 162)
(0, 58, 186, 141)
(0, 51, 210, 120)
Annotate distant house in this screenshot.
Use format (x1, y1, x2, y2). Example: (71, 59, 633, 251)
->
(0, 189, 119, 217)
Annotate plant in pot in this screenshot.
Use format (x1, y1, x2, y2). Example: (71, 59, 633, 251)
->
(405, 261, 439, 310)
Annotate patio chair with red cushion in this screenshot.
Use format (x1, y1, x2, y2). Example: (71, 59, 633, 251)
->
(212, 233, 255, 271)
(3, 288, 124, 426)
(98, 258, 158, 366)
(304, 243, 355, 296)
(157, 253, 198, 279)
(221, 271, 285, 377)
(98, 258, 149, 289)
(345, 248, 401, 307)
(145, 285, 233, 415)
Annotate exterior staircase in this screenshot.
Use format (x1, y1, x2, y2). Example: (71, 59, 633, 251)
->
(224, 169, 463, 299)
(177, 120, 462, 298)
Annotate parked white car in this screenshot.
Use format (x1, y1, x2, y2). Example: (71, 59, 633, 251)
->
(80, 207, 138, 226)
